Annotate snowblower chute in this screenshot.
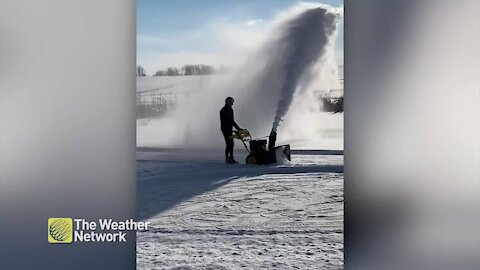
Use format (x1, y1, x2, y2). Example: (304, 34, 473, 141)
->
(231, 129, 291, 165)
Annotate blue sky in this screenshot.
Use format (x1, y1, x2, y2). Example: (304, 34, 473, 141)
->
(137, 0, 344, 74)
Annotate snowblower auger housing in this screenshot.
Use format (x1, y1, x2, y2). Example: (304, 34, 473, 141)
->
(232, 130, 291, 165)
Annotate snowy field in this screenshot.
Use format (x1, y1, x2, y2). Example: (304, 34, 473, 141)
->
(136, 4, 344, 268)
(136, 149, 343, 269)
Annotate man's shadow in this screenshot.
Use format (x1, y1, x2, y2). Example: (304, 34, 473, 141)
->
(137, 148, 343, 220)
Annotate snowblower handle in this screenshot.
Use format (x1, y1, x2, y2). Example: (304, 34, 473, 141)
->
(230, 129, 251, 140)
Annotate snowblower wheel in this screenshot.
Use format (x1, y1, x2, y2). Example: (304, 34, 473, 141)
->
(246, 154, 257, 165)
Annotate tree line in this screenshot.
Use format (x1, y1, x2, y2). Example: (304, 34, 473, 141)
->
(137, 64, 229, 77)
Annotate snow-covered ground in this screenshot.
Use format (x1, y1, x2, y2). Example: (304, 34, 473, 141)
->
(136, 149, 343, 269)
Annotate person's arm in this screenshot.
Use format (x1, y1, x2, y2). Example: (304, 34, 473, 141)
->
(233, 121, 241, 131)
(232, 109, 241, 130)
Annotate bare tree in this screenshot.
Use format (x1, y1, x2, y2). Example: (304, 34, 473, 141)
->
(136, 65, 146, 77)
(182, 64, 215, 75)
(154, 69, 166, 76)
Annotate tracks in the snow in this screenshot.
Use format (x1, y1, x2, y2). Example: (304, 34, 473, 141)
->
(141, 227, 343, 236)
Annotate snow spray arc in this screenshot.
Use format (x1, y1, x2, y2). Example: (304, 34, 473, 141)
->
(229, 6, 340, 138)
(269, 8, 338, 132)
(139, 5, 341, 148)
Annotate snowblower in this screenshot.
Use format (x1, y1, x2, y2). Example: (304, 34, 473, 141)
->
(231, 129, 291, 165)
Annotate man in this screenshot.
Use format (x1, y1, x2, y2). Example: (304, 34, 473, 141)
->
(220, 97, 242, 164)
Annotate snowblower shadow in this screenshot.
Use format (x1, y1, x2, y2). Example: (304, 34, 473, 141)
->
(137, 148, 343, 220)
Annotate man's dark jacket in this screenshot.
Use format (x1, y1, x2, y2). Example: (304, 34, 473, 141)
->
(220, 105, 240, 133)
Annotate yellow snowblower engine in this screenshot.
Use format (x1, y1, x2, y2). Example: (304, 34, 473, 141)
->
(231, 129, 291, 165)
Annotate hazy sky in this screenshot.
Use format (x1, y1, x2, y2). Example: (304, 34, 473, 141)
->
(137, 0, 344, 75)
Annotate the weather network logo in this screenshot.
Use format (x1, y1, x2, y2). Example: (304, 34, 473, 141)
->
(48, 218, 73, 244)
(48, 217, 149, 243)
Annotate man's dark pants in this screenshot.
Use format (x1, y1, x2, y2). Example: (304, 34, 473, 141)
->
(222, 130, 234, 159)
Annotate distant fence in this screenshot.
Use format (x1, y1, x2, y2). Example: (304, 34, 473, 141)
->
(315, 89, 344, 113)
(136, 78, 198, 119)
(136, 92, 178, 119)
(137, 86, 344, 119)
